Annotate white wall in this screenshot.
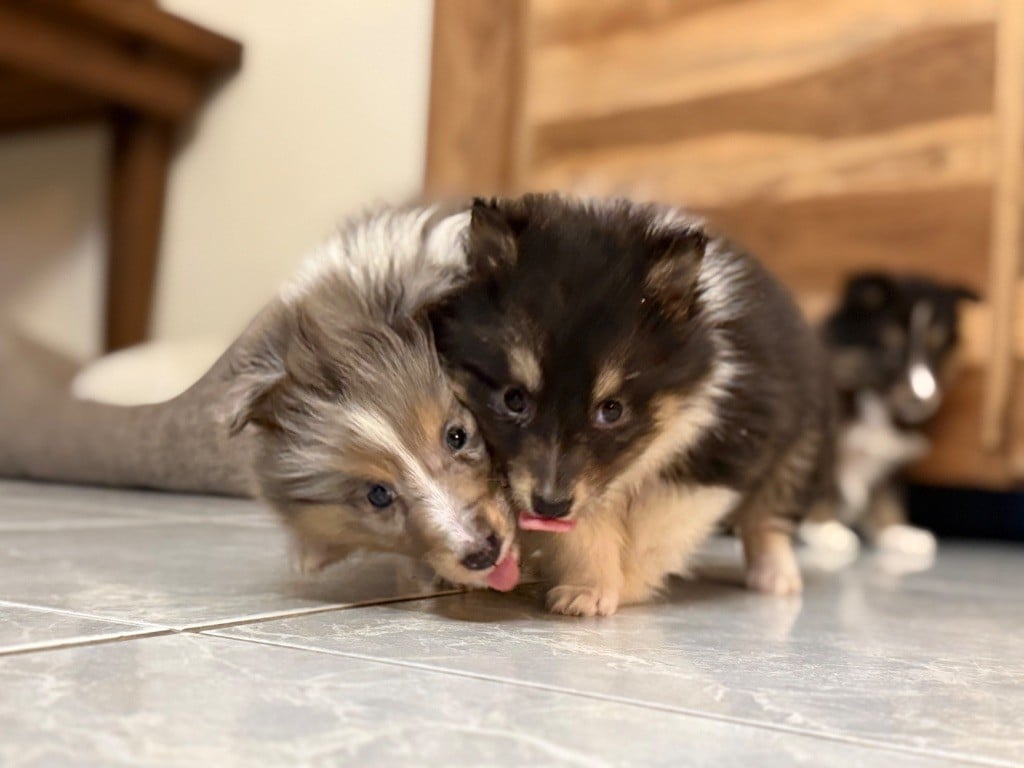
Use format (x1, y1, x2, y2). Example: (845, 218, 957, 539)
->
(0, 0, 433, 358)
(0, 127, 108, 358)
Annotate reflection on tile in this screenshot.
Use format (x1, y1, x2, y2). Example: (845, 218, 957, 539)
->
(214, 545, 1024, 765)
(0, 479, 271, 529)
(0, 633, 945, 768)
(697, 535, 1024, 602)
(0, 602, 158, 654)
(0, 522, 445, 629)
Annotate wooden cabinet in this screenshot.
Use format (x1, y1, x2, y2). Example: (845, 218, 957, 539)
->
(425, 0, 1024, 489)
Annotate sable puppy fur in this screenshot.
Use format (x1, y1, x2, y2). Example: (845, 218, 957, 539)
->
(430, 194, 835, 616)
(0, 206, 519, 590)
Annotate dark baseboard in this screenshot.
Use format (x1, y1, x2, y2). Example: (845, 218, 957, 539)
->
(908, 485, 1024, 542)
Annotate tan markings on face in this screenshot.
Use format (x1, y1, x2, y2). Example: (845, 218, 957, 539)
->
(592, 364, 624, 404)
(335, 452, 400, 489)
(348, 401, 483, 551)
(606, 381, 720, 500)
(508, 345, 542, 392)
(508, 464, 535, 509)
(289, 503, 407, 554)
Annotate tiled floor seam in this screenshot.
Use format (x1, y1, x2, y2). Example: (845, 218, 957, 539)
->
(199, 631, 1019, 768)
(0, 586, 466, 637)
(0, 628, 175, 657)
(167, 589, 469, 632)
(0, 515, 276, 532)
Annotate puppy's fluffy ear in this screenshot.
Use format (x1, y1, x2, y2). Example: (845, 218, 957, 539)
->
(466, 198, 524, 279)
(642, 226, 709, 318)
(948, 283, 981, 303)
(225, 334, 288, 436)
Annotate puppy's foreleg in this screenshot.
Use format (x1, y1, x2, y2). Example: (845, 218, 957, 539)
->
(742, 524, 802, 596)
(862, 483, 936, 556)
(543, 512, 625, 617)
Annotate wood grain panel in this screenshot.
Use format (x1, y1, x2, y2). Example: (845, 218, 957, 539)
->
(533, 0, 742, 46)
(424, 0, 528, 196)
(911, 364, 1022, 488)
(530, 116, 992, 207)
(532, 23, 994, 163)
(528, 0, 996, 124)
(981, 0, 1024, 449)
(703, 187, 990, 297)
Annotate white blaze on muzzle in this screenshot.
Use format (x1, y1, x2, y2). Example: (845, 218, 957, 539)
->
(905, 301, 941, 415)
(346, 406, 478, 552)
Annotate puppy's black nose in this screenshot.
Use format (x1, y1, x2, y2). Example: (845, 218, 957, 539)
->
(530, 493, 573, 519)
(461, 533, 501, 571)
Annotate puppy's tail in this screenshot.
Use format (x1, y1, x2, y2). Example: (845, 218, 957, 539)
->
(0, 317, 268, 497)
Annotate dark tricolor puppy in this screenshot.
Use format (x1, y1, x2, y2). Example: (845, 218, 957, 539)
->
(430, 194, 835, 616)
(800, 273, 978, 556)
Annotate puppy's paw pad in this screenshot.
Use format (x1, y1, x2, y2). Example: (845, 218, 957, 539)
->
(546, 585, 620, 617)
(745, 562, 803, 596)
(875, 524, 936, 556)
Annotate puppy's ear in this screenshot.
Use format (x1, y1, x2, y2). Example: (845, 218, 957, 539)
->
(948, 283, 981, 303)
(843, 272, 897, 311)
(465, 197, 523, 279)
(643, 226, 709, 318)
(225, 334, 288, 436)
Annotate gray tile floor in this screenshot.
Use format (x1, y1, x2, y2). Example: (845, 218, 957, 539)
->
(0, 480, 1020, 767)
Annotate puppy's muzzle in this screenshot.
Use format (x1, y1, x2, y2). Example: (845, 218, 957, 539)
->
(530, 493, 573, 520)
(460, 532, 502, 570)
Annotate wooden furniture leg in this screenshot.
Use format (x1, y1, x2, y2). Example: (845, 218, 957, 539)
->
(105, 111, 171, 351)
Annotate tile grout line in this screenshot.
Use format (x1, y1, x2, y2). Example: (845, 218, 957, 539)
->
(0, 628, 176, 657)
(198, 631, 1019, 768)
(0, 588, 468, 650)
(175, 588, 469, 632)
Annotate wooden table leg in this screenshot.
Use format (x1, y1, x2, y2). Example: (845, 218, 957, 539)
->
(105, 111, 171, 352)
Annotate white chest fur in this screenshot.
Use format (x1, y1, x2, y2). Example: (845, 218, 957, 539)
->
(837, 392, 928, 517)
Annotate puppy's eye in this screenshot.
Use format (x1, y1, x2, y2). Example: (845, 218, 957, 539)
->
(367, 484, 396, 509)
(503, 387, 529, 415)
(445, 425, 468, 451)
(595, 399, 624, 426)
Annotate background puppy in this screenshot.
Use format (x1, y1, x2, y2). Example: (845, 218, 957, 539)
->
(0, 206, 520, 592)
(800, 273, 978, 557)
(431, 194, 836, 616)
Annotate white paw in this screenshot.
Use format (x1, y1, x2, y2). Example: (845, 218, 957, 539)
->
(875, 524, 937, 557)
(745, 560, 803, 596)
(798, 520, 861, 555)
(546, 585, 620, 617)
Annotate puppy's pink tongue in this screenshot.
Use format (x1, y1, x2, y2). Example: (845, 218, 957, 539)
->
(486, 554, 520, 592)
(518, 511, 578, 532)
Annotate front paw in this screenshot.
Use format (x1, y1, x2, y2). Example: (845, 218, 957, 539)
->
(745, 559, 803, 596)
(546, 585, 620, 617)
(875, 524, 936, 557)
